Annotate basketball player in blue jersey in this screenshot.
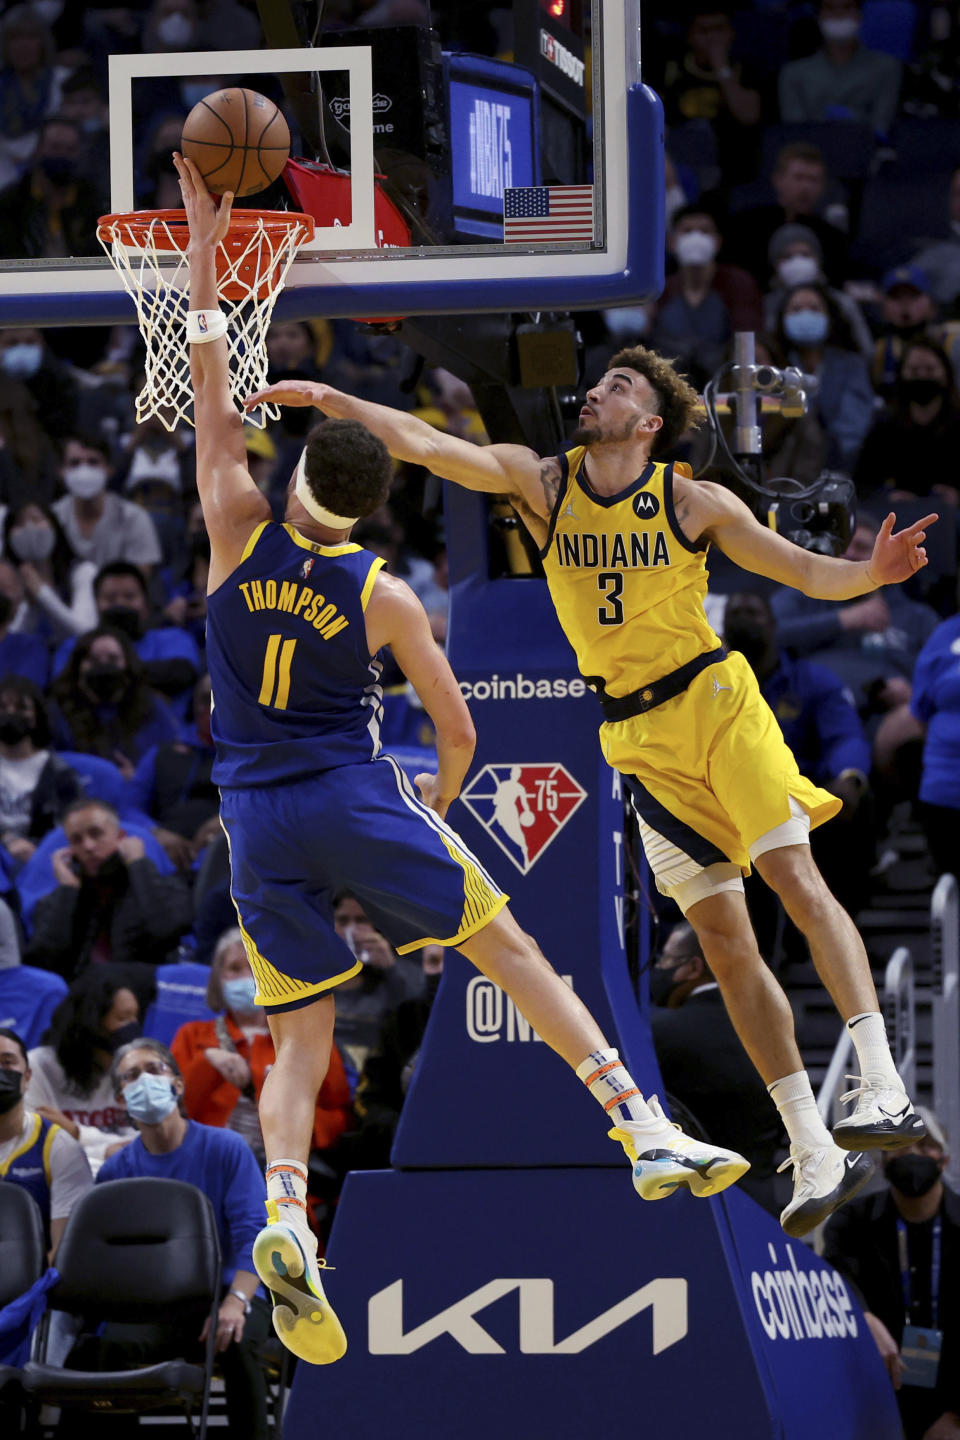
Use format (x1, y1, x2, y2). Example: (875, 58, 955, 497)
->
(174, 159, 751, 1365)
(249, 345, 937, 1242)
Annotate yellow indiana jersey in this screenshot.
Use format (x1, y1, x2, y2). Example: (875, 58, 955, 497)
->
(540, 450, 721, 697)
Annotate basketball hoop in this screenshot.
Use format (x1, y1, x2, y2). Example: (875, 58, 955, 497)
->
(97, 208, 315, 432)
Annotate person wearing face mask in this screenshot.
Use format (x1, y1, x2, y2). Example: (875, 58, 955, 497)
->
(652, 204, 763, 388)
(856, 340, 960, 505)
(0, 113, 105, 261)
(0, 327, 77, 449)
(775, 281, 876, 471)
(127, 673, 220, 873)
(0, 563, 48, 687)
(765, 224, 873, 361)
(170, 928, 352, 1166)
(0, 5, 61, 191)
(52, 433, 162, 577)
(779, 0, 902, 135)
(26, 797, 192, 980)
(871, 267, 944, 397)
(23, 968, 144, 1175)
(49, 625, 180, 773)
(2, 502, 97, 646)
(71, 1037, 272, 1440)
(647, 923, 788, 1218)
(0, 675, 80, 866)
(824, 1113, 960, 1440)
(0, 1025, 92, 1259)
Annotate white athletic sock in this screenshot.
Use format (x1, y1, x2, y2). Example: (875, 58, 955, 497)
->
(846, 1011, 901, 1086)
(767, 1071, 833, 1152)
(265, 1158, 310, 1229)
(576, 1048, 670, 1135)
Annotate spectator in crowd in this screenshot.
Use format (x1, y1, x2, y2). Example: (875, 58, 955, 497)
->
(652, 203, 764, 387)
(129, 672, 219, 870)
(910, 167, 960, 308)
(0, 361, 59, 509)
(727, 141, 849, 283)
(0, 674, 80, 867)
(0, 561, 49, 686)
(0, 113, 104, 260)
(170, 927, 352, 1165)
(53, 561, 201, 713)
(765, 223, 872, 359)
(772, 513, 940, 719)
(779, 0, 901, 134)
(58, 67, 110, 193)
(657, 3, 763, 183)
(871, 266, 942, 397)
(66, 1036, 271, 1440)
(24, 967, 141, 1175)
(855, 340, 960, 505)
(332, 891, 424, 1077)
(774, 282, 876, 471)
(724, 591, 875, 918)
(908, 611, 960, 879)
(49, 626, 180, 771)
(0, 1025, 92, 1256)
(823, 1110, 959, 1440)
(0, 328, 77, 444)
(0, 5, 61, 190)
(25, 798, 192, 978)
(649, 923, 787, 1217)
(2, 502, 97, 644)
(52, 432, 162, 575)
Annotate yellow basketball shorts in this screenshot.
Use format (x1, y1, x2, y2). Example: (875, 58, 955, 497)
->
(600, 650, 841, 894)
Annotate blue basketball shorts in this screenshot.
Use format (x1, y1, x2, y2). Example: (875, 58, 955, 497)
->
(218, 754, 508, 1013)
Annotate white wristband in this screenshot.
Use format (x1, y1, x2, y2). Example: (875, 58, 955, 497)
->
(187, 309, 228, 344)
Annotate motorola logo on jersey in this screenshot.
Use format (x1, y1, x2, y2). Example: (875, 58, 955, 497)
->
(633, 491, 660, 519)
(460, 762, 587, 874)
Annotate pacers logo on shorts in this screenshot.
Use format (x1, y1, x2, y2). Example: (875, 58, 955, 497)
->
(460, 762, 587, 874)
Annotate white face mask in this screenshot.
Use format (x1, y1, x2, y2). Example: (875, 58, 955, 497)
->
(158, 12, 196, 47)
(605, 306, 650, 339)
(664, 185, 687, 228)
(10, 523, 56, 562)
(674, 230, 717, 267)
(64, 463, 108, 500)
(31, 0, 63, 21)
(777, 254, 820, 287)
(820, 16, 860, 41)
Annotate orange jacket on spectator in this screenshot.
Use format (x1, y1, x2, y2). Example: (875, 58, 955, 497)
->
(170, 1017, 352, 1151)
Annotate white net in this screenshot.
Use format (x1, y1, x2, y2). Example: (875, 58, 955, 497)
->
(97, 210, 314, 433)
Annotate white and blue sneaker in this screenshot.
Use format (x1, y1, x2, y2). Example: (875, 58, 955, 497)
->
(609, 1096, 750, 1200)
(252, 1205, 347, 1365)
(832, 1074, 927, 1152)
(778, 1143, 875, 1238)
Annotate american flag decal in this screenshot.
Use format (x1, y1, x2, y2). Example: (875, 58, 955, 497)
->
(503, 185, 594, 243)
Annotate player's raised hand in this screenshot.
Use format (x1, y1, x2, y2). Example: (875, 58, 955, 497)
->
(243, 379, 327, 411)
(866, 511, 938, 587)
(173, 151, 234, 249)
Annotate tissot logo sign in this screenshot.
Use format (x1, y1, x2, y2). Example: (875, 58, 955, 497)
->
(539, 29, 585, 86)
(368, 1277, 687, 1355)
(460, 762, 587, 873)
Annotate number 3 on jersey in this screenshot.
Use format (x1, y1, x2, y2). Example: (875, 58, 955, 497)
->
(259, 634, 297, 708)
(597, 572, 624, 625)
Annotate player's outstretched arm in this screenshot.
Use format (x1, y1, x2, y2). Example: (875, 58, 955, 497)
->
(244, 378, 552, 519)
(365, 572, 475, 821)
(174, 152, 270, 589)
(682, 477, 937, 600)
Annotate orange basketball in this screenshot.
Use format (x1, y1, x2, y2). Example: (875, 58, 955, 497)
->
(180, 87, 290, 198)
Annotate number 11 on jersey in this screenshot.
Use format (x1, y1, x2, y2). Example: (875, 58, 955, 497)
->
(259, 634, 297, 708)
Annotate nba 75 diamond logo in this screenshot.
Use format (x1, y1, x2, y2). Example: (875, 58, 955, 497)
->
(460, 763, 587, 874)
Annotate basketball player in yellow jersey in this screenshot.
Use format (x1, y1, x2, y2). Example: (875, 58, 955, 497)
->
(249, 344, 937, 1238)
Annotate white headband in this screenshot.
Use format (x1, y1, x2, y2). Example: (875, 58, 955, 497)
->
(294, 448, 358, 529)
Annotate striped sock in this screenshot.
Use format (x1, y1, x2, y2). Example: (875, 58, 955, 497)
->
(265, 1158, 309, 1225)
(576, 1048, 665, 1131)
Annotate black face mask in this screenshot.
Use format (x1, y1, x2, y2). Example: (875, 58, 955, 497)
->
(38, 155, 77, 187)
(0, 712, 31, 746)
(83, 664, 129, 704)
(0, 1067, 22, 1113)
(885, 1153, 942, 1198)
(900, 378, 947, 407)
(650, 964, 686, 1007)
(100, 606, 145, 640)
(100, 1021, 141, 1054)
(724, 620, 772, 671)
(0, 596, 13, 629)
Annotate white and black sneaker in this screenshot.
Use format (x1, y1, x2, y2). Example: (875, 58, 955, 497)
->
(832, 1074, 927, 1152)
(778, 1144, 875, 1238)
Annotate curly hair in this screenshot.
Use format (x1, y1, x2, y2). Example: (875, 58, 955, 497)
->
(607, 345, 703, 454)
(301, 419, 393, 520)
(51, 625, 154, 760)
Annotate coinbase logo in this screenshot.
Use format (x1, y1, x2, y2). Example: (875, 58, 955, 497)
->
(751, 1242, 858, 1341)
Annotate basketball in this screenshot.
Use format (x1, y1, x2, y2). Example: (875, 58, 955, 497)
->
(180, 87, 290, 198)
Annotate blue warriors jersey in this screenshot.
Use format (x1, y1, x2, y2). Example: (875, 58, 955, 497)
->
(207, 522, 387, 788)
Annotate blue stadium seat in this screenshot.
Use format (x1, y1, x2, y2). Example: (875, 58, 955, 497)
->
(861, 0, 917, 60)
(0, 966, 67, 1050)
(761, 122, 876, 181)
(142, 960, 216, 1046)
(852, 169, 955, 274)
(887, 118, 960, 176)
